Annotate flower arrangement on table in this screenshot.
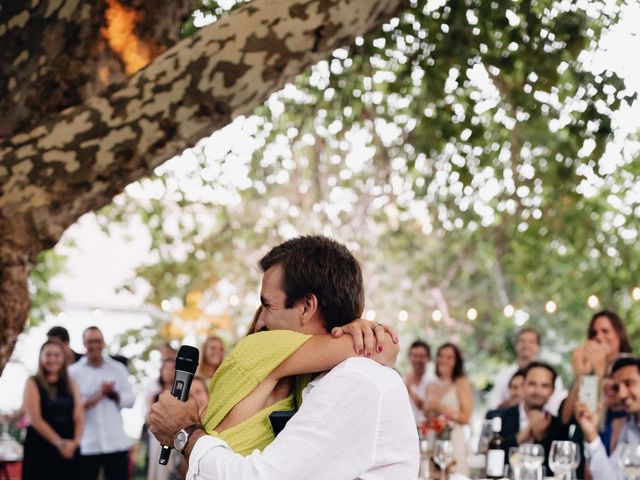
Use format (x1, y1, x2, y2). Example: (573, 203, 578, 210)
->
(419, 414, 452, 441)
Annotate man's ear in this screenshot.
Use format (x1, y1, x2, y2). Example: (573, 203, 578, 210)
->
(299, 293, 319, 326)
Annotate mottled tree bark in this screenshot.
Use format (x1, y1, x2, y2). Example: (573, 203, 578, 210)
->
(0, 0, 405, 372)
(0, 0, 192, 139)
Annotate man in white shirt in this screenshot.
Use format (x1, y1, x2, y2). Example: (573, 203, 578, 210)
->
(486, 327, 566, 414)
(149, 235, 418, 479)
(404, 339, 434, 425)
(576, 356, 640, 480)
(69, 326, 135, 480)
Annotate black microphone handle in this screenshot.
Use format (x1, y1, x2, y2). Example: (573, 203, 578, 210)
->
(159, 369, 195, 465)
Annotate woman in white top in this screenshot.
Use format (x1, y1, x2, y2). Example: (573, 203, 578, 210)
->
(423, 342, 473, 476)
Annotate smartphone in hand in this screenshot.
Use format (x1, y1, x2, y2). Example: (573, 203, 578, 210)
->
(579, 374, 599, 413)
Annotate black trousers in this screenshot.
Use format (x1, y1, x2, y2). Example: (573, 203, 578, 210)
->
(80, 450, 129, 480)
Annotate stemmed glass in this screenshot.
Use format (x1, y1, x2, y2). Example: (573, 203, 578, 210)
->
(618, 443, 640, 480)
(520, 443, 545, 470)
(549, 441, 578, 480)
(418, 437, 433, 480)
(508, 446, 522, 479)
(433, 440, 454, 480)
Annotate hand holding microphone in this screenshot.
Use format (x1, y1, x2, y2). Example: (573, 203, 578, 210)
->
(158, 345, 200, 465)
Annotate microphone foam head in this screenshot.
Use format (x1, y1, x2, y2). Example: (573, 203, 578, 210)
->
(176, 345, 199, 374)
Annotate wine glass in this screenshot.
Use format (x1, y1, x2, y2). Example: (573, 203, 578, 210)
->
(508, 446, 522, 479)
(549, 441, 577, 480)
(519, 443, 545, 470)
(418, 438, 433, 480)
(433, 440, 454, 480)
(618, 443, 640, 480)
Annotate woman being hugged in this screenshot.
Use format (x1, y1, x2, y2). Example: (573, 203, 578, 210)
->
(22, 340, 83, 480)
(423, 343, 473, 476)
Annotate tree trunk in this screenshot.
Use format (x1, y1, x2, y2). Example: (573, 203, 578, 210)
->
(0, 0, 405, 372)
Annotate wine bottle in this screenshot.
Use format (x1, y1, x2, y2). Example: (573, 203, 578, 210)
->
(486, 416, 505, 479)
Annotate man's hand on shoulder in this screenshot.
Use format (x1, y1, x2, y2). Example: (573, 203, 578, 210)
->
(149, 392, 202, 446)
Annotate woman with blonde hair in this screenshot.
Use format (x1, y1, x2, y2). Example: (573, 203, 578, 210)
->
(196, 336, 225, 385)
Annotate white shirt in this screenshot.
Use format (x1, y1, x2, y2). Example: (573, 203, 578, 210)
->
(187, 357, 419, 480)
(518, 402, 529, 431)
(69, 355, 135, 455)
(405, 368, 435, 424)
(584, 415, 640, 480)
(486, 363, 566, 415)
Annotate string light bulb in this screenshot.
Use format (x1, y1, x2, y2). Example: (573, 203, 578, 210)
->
(466, 308, 478, 321)
(432, 309, 442, 322)
(545, 301, 557, 314)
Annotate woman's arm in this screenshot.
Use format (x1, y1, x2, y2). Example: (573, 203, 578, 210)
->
(214, 331, 398, 433)
(269, 332, 399, 381)
(561, 346, 593, 424)
(23, 379, 66, 451)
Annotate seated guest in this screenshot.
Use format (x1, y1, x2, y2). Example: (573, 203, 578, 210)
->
(404, 339, 434, 425)
(497, 362, 581, 475)
(487, 328, 566, 414)
(576, 356, 640, 480)
(500, 368, 525, 409)
(486, 369, 525, 419)
(561, 310, 632, 424)
(599, 374, 627, 455)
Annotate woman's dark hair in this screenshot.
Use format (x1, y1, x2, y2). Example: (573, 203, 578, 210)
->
(435, 342, 465, 380)
(588, 310, 632, 353)
(259, 235, 364, 331)
(34, 340, 71, 399)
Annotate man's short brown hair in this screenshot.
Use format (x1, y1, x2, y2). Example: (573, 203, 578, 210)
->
(259, 235, 364, 331)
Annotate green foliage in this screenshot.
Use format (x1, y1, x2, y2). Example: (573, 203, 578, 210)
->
(99, 0, 640, 384)
(28, 249, 66, 326)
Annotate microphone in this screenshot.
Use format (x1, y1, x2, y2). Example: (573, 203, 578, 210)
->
(159, 345, 199, 465)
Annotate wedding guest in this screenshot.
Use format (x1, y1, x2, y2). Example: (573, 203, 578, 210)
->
(22, 340, 83, 480)
(487, 327, 566, 414)
(69, 326, 135, 480)
(496, 362, 580, 475)
(404, 340, 434, 424)
(576, 356, 640, 480)
(561, 310, 633, 424)
(196, 336, 225, 385)
(499, 369, 525, 409)
(599, 375, 627, 455)
(423, 343, 473, 476)
(47, 326, 82, 364)
(486, 369, 526, 419)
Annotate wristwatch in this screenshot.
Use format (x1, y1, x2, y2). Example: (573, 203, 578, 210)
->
(174, 424, 203, 453)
